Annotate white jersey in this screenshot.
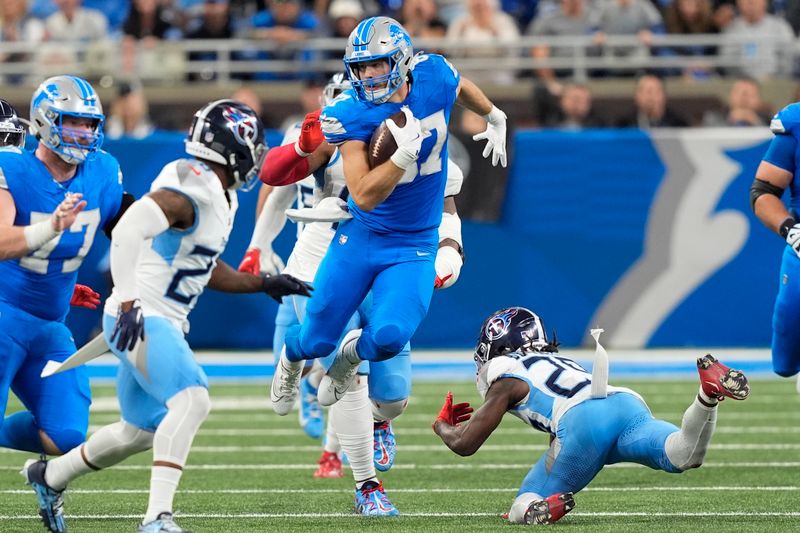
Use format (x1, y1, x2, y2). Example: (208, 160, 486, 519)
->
(281, 121, 316, 238)
(477, 352, 642, 435)
(105, 159, 237, 332)
(283, 156, 464, 283)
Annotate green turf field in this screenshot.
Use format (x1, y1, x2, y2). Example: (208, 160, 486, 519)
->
(1, 378, 798, 532)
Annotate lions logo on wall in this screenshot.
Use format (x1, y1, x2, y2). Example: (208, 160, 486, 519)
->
(222, 106, 258, 146)
(485, 309, 518, 341)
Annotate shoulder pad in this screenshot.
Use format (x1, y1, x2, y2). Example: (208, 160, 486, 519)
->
(477, 356, 525, 399)
(771, 103, 800, 135)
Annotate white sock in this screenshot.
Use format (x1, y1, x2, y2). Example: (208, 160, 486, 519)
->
(323, 415, 340, 454)
(664, 394, 717, 471)
(144, 387, 211, 523)
(331, 376, 374, 484)
(46, 421, 153, 491)
(341, 332, 362, 365)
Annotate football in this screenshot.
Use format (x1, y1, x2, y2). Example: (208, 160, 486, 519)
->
(367, 110, 406, 169)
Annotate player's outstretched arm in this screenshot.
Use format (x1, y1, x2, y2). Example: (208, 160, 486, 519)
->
(240, 184, 297, 276)
(752, 160, 796, 240)
(433, 378, 527, 456)
(0, 189, 87, 259)
(259, 111, 332, 187)
(209, 259, 313, 302)
(456, 77, 508, 168)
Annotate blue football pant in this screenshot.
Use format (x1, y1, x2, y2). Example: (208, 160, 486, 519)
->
(771, 247, 800, 377)
(0, 301, 90, 453)
(517, 393, 680, 498)
(285, 218, 436, 364)
(102, 314, 208, 432)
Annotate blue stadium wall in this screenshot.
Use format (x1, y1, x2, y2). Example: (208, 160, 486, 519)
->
(65, 128, 779, 349)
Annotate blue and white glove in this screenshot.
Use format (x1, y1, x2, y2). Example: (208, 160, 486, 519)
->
(111, 300, 145, 352)
(387, 106, 425, 170)
(473, 105, 507, 168)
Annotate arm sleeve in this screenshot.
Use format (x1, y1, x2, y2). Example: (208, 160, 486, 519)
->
(248, 184, 297, 251)
(763, 133, 797, 174)
(110, 196, 170, 301)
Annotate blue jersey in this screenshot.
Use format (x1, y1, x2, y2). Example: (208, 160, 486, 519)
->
(320, 53, 460, 233)
(0, 148, 123, 321)
(764, 103, 800, 215)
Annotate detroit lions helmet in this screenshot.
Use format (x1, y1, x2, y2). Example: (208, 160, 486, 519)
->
(30, 75, 104, 164)
(185, 99, 267, 191)
(0, 99, 26, 149)
(474, 307, 558, 370)
(321, 72, 351, 106)
(343, 17, 413, 104)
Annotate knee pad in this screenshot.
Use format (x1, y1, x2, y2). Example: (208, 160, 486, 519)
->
(360, 325, 408, 361)
(46, 428, 86, 455)
(371, 399, 408, 422)
(507, 492, 542, 524)
(167, 386, 212, 422)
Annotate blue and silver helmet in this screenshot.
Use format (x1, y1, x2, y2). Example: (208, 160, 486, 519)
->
(30, 75, 104, 164)
(343, 17, 413, 104)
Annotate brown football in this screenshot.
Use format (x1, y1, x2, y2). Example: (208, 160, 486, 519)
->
(368, 110, 406, 169)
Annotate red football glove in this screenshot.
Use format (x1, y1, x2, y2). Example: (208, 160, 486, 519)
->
(238, 248, 261, 276)
(433, 391, 473, 429)
(70, 284, 101, 309)
(297, 109, 324, 155)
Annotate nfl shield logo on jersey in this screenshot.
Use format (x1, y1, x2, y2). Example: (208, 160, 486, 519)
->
(339, 234, 348, 245)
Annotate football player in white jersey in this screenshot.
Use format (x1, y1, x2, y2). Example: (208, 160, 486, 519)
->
(253, 73, 465, 515)
(433, 307, 750, 525)
(21, 100, 312, 533)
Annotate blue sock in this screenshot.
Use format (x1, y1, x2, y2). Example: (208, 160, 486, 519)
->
(0, 411, 45, 453)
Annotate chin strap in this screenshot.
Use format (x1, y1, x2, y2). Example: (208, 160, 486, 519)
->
(590, 328, 609, 399)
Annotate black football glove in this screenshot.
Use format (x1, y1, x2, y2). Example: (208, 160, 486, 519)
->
(111, 299, 145, 351)
(261, 273, 313, 303)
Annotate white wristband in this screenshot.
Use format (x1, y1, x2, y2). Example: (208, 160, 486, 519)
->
(438, 212, 463, 248)
(23, 219, 61, 251)
(390, 146, 418, 170)
(294, 142, 311, 158)
(483, 105, 506, 125)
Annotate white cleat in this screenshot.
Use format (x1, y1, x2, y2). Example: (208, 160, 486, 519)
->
(270, 348, 303, 415)
(318, 329, 362, 406)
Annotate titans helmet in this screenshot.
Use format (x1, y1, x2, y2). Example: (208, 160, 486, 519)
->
(185, 99, 267, 191)
(474, 307, 557, 370)
(0, 99, 26, 149)
(343, 16, 413, 104)
(30, 75, 104, 164)
(321, 72, 352, 107)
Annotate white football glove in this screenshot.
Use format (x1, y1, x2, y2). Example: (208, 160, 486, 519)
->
(434, 246, 463, 289)
(260, 248, 286, 277)
(472, 105, 507, 168)
(786, 223, 800, 258)
(387, 106, 425, 170)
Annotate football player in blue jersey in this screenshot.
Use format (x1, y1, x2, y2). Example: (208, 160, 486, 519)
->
(751, 103, 800, 389)
(433, 307, 750, 525)
(271, 15, 506, 419)
(0, 77, 135, 460)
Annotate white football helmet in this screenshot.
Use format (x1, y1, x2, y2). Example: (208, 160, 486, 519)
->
(321, 72, 352, 107)
(343, 16, 413, 104)
(30, 75, 105, 164)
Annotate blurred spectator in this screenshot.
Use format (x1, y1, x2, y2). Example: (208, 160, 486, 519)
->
(44, 0, 109, 42)
(250, 0, 319, 79)
(401, 0, 448, 52)
(0, 0, 45, 84)
(556, 82, 604, 128)
(121, 0, 182, 76)
(591, 0, 664, 67)
(446, 0, 520, 85)
(615, 74, 688, 127)
(279, 77, 324, 130)
(437, 0, 467, 25)
(30, 0, 131, 32)
(232, 85, 275, 126)
(720, 0, 795, 79)
(662, 0, 718, 79)
(526, 0, 595, 82)
(105, 81, 155, 139)
(703, 76, 771, 126)
(185, 0, 234, 81)
(501, 0, 538, 32)
(327, 0, 363, 36)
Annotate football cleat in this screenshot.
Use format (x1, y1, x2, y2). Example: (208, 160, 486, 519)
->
(697, 354, 750, 401)
(299, 376, 324, 439)
(21, 458, 66, 533)
(523, 492, 575, 525)
(137, 512, 193, 533)
(318, 329, 362, 407)
(313, 451, 344, 478)
(270, 348, 303, 415)
(373, 421, 397, 472)
(354, 480, 399, 516)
